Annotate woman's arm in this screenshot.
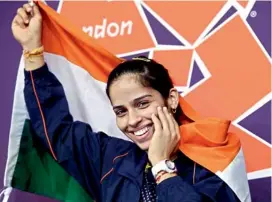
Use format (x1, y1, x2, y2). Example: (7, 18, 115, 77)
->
(24, 63, 110, 199)
(12, 3, 110, 199)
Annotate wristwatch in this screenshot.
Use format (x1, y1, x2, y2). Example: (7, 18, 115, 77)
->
(151, 159, 177, 178)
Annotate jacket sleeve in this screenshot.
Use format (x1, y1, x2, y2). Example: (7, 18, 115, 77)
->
(24, 63, 109, 200)
(156, 175, 240, 202)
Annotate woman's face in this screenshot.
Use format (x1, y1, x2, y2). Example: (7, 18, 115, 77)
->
(109, 75, 177, 151)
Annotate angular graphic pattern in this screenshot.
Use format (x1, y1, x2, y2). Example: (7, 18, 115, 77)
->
(205, 6, 237, 37)
(238, 100, 271, 144)
(189, 61, 205, 88)
(246, 1, 271, 57)
(142, 6, 184, 46)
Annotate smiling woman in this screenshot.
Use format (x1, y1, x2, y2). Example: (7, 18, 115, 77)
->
(9, 2, 249, 202)
(106, 57, 181, 153)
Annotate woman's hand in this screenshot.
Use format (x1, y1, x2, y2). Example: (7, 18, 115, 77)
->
(148, 106, 180, 166)
(12, 2, 44, 71)
(11, 2, 42, 51)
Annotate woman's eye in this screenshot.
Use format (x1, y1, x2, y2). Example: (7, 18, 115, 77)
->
(115, 110, 126, 117)
(137, 101, 149, 109)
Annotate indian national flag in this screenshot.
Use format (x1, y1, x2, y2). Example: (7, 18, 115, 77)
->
(2, 2, 250, 202)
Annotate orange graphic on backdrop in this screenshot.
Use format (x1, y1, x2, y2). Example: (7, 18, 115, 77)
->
(144, 1, 226, 44)
(229, 126, 271, 172)
(237, 0, 249, 8)
(193, 15, 271, 172)
(153, 49, 193, 87)
(59, 1, 271, 173)
(61, 1, 155, 54)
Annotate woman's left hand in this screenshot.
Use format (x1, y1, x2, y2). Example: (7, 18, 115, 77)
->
(148, 106, 180, 166)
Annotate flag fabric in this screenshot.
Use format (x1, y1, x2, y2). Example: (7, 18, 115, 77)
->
(2, 2, 250, 202)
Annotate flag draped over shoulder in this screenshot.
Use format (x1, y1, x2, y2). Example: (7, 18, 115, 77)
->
(2, 2, 250, 202)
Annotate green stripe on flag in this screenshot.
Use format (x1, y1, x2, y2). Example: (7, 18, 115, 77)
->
(11, 120, 93, 202)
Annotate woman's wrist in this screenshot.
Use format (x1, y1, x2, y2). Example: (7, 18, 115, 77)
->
(23, 44, 45, 71)
(149, 155, 168, 166)
(24, 53, 45, 71)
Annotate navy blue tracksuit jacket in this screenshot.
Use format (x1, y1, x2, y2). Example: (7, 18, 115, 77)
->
(24, 64, 240, 202)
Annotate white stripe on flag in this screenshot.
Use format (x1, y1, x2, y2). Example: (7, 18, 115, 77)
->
(45, 53, 129, 140)
(4, 57, 29, 187)
(216, 149, 251, 202)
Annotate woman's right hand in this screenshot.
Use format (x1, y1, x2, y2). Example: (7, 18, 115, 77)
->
(11, 2, 42, 51)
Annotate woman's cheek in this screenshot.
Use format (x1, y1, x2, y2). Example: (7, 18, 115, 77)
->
(116, 117, 126, 132)
(145, 104, 163, 117)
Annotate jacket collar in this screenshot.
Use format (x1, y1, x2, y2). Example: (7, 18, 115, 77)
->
(116, 144, 148, 188)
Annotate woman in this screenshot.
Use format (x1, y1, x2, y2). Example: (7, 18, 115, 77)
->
(11, 3, 242, 202)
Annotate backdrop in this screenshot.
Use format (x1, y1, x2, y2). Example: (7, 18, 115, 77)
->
(0, 1, 271, 202)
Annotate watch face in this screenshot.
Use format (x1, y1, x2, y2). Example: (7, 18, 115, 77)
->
(165, 160, 176, 170)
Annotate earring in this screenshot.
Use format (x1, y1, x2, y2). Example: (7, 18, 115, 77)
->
(172, 108, 177, 114)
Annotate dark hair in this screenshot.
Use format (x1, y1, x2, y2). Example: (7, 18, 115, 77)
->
(106, 56, 182, 124)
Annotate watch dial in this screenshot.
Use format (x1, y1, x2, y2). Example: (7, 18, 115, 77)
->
(166, 160, 175, 170)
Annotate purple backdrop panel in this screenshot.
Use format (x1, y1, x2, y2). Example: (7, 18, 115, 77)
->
(247, 1, 271, 57)
(249, 177, 271, 202)
(0, 2, 58, 202)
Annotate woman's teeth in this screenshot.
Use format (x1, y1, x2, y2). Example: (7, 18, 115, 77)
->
(134, 127, 149, 136)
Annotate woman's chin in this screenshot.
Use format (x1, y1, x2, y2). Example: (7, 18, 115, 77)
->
(136, 140, 151, 151)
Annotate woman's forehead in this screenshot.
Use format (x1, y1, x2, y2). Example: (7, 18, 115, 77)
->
(110, 84, 153, 104)
(109, 75, 143, 95)
(110, 82, 159, 106)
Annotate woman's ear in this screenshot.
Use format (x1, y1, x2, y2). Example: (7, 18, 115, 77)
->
(167, 88, 179, 112)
